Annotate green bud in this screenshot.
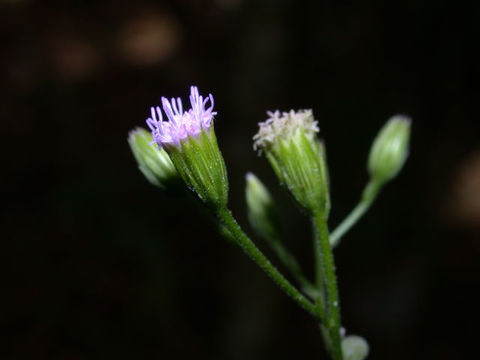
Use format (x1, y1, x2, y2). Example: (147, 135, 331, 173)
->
(245, 172, 280, 240)
(368, 115, 411, 184)
(166, 126, 229, 210)
(253, 110, 330, 217)
(128, 127, 181, 190)
(341, 335, 369, 360)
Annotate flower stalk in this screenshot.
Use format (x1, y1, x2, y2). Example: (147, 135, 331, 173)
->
(330, 115, 411, 248)
(330, 179, 381, 248)
(246, 172, 317, 298)
(216, 207, 317, 317)
(313, 211, 343, 360)
(254, 109, 343, 359)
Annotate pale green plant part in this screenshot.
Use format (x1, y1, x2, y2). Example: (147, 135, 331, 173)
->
(368, 115, 411, 185)
(245, 172, 280, 240)
(341, 335, 369, 360)
(330, 115, 411, 248)
(128, 127, 179, 190)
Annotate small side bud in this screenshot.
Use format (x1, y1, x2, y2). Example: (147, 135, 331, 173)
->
(368, 115, 411, 184)
(128, 127, 180, 190)
(245, 172, 280, 240)
(341, 335, 369, 360)
(253, 110, 330, 217)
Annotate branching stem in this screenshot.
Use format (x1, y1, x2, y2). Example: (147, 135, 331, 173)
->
(330, 179, 382, 248)
(216, 207, 317, 317)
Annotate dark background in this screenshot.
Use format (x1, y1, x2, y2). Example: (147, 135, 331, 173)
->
(2, 0, 479, 359)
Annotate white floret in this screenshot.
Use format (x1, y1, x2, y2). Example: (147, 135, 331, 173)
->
(253, 109, 319, 152)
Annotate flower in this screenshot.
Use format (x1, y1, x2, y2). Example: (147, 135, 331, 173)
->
(146, 86, 216, 149)
(253, 110, 330, 217)
(145, 86, 228, 209)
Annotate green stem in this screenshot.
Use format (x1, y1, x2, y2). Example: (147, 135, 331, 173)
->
(329, 201, 371, 247)
(330, 179, 382, 248)
(267, 236, 319, 299)
(313, 217, 327, 323)
(216, 207, 317, 317)
(313, 211, 343, 360)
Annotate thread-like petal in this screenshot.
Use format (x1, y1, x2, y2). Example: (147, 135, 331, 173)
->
(147, 86, 215, 149)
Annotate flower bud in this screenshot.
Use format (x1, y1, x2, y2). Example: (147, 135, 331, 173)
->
(245, 172, 280, 240)
(341, 335, 369, 360)
(253, 110, 330, 217)
(146, 86, 229, 210)
(368, 115, 411, 184)
(128, 127, 180, 190)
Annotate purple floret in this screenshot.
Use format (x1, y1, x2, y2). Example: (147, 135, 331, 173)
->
(146, 86, 216, 149)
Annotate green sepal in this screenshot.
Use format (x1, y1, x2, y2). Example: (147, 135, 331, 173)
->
(166, 126, 228, 210)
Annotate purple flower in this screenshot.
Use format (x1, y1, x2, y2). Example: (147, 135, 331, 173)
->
(146, 86, 217, 149)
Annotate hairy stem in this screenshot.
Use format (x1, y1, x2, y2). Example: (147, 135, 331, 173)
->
(313, 211, 343, 360)
(265, 235, 318, 299)
(216, 207, 317, 317)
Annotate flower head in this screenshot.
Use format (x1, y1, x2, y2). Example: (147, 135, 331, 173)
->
(146, 86, 217, 149)
(253, 109, 329, 216)
(145, 86, 228, 209)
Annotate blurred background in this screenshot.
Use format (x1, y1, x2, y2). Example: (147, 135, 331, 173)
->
(2, 0, 479, 359)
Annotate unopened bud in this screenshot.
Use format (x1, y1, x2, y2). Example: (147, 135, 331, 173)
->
(245, 172, 280, 240)
(128, 127, 179, 190)
(341, 335, 369, 360)
(368, 115, 411, 184)
(253, 110, 330, 217)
